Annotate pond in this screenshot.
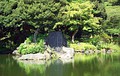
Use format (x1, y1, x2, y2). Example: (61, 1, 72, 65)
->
(0, 54, 120, 76)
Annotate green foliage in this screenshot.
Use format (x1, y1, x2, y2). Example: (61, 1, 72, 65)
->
(55, 1, 101, 30)
(105, 15, 120, 35)
(100, 33, 111, 42)
(106, 43, 120, 52)
(74, 53, 97, 62)
(18, 34, 46, 55)
(106, 6, 120, 19)
(83, 32, 111, 47)
(105, 0, 120, 5)
(0, 0, 67, 29)
(54, 1, 102, 42)
(0, 0, 67, 51)
(104, 2, 112, 6)
(88, 35, 101, 45)
(104, 6, 120, 43)
(96, 42, 120, 52)
(70, 42, 96, 51)
(0, 0, 119, 55)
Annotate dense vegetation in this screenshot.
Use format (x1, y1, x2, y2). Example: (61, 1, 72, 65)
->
(0, 0, 120, 54)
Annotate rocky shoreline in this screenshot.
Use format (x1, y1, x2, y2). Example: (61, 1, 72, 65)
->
(13, 47, 75, 60)
(13, 47, 116, 61)
(75, 48, 115, 55)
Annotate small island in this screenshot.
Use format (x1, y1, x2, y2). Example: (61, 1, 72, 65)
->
(13, 31, 119, 61)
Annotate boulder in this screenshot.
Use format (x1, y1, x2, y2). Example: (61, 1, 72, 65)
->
(12, 50, 20, 55)
(44, 51, 51, 60)
(58, 47, 74, 59)
(62, 46, 74, 54)
(19, 53, 46, 60)
(45, 31, 67, 52)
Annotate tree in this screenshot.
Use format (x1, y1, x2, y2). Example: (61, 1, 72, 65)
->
(103, 6, 120, 44)
(0, 0, 67, 50)
(0, 0, 67, 42)
(54, 1, 102, 43)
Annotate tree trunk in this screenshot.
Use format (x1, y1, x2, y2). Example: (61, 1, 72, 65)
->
(72, 29, 78, 43)
(119, 34, 120, 45)
(33, 28, 39, 43)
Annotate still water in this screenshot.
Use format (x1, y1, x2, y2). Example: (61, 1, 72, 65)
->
(0, 54, 120, 76)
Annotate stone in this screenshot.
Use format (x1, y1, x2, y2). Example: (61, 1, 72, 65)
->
(60, 53, 73, 59)
(44, 51, 51, 60)
(107, 50, 112, 54)
(95, 50, 101, 54)
(85, 50, 90, 55)
(12, 50, 20, 55)
(62, 46, 74, 55)
(101, 49, 106, 54)
(45, 31, 67, 52)
(58, 47, 74, 59)
(89, 50, 95, 54)
(19, 53, 46, 60)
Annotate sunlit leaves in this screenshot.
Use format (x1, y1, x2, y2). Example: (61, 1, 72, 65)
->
(55, 1, 101, 32)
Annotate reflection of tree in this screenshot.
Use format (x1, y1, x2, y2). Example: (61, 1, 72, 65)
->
(46, 59, 63, 76)
(17, 59, 74, 76)
(0, 55, 27, 76)
(17, 60, 46, 76)
(17, 55, 120, 76)
(96, 55, 120, 76)
(45, 59, 74, 76)
(107, 63, 120, 76)
(73, 58, 100, 76)
(1, 55, 120, 76)
(71, 54, 120, 76)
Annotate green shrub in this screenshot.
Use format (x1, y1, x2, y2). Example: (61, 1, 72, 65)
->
(18, 34, 46, 55)
(96, 42, 120, 52)
(104, 2, 112, 6)
(70, 42, 96, 51)
(89, 35, 101, 45)
(108, 43, 120, 52)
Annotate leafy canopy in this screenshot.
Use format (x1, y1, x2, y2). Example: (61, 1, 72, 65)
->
(54, 1, 102, 32)
(0, 0, 67, 29)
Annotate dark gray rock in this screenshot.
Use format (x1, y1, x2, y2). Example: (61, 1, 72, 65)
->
(45, 31, 67, 52)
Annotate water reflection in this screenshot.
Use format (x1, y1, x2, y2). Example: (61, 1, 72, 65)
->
(0, 55, 27, 76)
(73, 54, 120, 76)
(17, 59, 74, 76)
(18, 60, 46, 76)
(45, 59, 74, 76)
(0, 54, 120, 76)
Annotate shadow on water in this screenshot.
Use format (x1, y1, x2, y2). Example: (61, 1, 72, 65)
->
(0, 54, 120, 76)
(0, 48, 13, 54)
